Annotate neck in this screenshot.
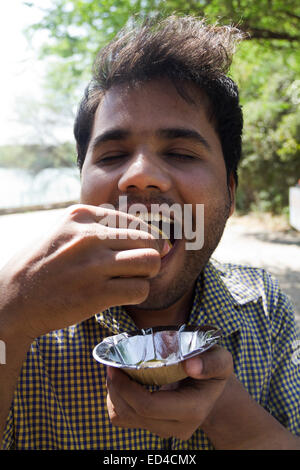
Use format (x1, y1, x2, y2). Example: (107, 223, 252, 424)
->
(125, 286, 195, 330)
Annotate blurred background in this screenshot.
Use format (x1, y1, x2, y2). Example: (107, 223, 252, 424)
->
(0, 0, 299, 327)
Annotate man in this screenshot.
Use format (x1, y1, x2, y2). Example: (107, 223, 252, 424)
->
(0, 15, 299, 450)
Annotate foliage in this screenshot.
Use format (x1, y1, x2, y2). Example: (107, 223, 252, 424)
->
(231, 42, 300, 213)
(0, 142, 76, 174)
(21, 0, 300, 213)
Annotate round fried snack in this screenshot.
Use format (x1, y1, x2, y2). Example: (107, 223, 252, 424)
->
(144, 222, 173, 258)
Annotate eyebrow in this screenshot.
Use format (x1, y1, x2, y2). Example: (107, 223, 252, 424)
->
(157, 127, 211, 151)
(90, 126, 211, 152)
(90, 129, 130, 151)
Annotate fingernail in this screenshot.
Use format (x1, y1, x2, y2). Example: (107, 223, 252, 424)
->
(186, 356, 203, 378)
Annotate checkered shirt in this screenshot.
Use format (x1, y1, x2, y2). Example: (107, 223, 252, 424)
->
(2, 260, 300, 449)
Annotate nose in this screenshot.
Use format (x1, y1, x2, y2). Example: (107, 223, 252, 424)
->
(118, 150, 172, 193)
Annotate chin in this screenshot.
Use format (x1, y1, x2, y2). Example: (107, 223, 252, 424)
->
(131, 269, 197, 312)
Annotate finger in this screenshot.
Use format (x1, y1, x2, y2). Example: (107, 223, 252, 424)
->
(66, 204, 167, 255)
(77, 242, 161, 279)
(107, 348, 233, 434)
(183, 346, 233, 380)
(108, 248, 161, 278)
(96, 208, 151, 233)
(107, 369, 193, 439)
(107, 387, 194, 440)
(107, 366, 194, 422)
(106, 377, 137, 426)
(70, 204, 153, 235)
(95, 209, 172, 257)
(104, 277, 151, 306)
(107, 354, 231, 424)
(95, 225, 167, 255)
(107, 376, 179, 426)
(77, 222, 167, 258)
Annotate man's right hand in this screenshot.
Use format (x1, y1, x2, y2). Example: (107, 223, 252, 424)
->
(0, 204, 163, 342)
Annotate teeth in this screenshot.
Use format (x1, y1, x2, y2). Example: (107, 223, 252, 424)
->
(136, 212, 173, 224)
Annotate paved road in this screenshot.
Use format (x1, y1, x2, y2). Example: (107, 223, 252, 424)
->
(0, 209, 299, 328)
(214, 215, 300, 329)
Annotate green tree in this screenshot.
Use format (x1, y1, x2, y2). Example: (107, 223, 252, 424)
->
(0, 142, 76, 173)
(24, 0, 300, 213)
(230, 39, 300, 213)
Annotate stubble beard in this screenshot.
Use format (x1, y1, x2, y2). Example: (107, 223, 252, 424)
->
(134, 196, 232, 311)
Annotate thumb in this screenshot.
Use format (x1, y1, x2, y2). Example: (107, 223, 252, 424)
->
(183, 346, 233, 381)
(183, 355, 203, 379)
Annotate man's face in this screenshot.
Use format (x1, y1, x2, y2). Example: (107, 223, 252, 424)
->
(80, 79, 235, 310)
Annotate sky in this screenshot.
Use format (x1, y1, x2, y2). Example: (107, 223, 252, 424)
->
(0, 0, 45, 145)
(0, 0, 72, 146)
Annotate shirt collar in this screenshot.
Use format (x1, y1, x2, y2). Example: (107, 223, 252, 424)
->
(95, 305, 137, 336)
(190, 261, 242, 337)
(95, 260, 261, 338)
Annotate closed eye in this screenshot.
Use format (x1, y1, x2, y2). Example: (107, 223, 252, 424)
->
(166, 152, 197, 161)
(97, 153, 129, 164)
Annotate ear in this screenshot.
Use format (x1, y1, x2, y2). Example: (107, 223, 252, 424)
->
(228, 173, 236, 217)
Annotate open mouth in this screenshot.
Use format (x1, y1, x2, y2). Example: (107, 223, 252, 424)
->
(136, 212, 178, 258)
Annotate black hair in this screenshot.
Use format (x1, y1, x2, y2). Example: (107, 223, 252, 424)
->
(74, 15, 244, 184)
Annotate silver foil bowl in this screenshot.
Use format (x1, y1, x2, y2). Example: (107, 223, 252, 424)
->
(93, 324, 222, 385)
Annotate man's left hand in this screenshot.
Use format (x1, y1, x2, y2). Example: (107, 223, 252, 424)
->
(106, 345, 233, 441)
